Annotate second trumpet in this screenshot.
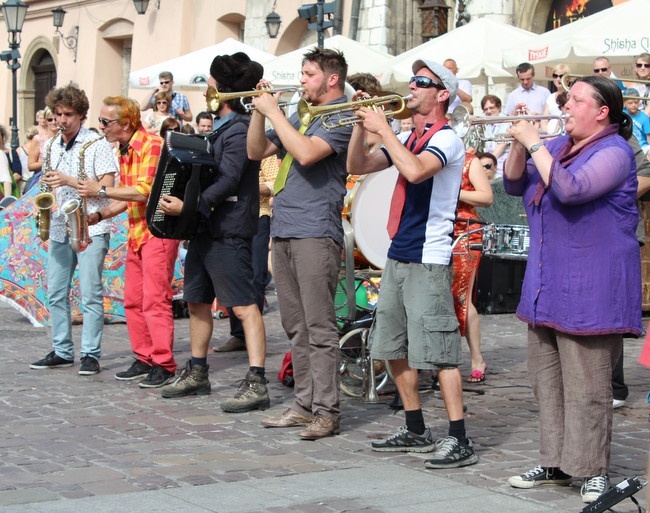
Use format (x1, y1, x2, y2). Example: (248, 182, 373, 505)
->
(297, 93, 412, 130)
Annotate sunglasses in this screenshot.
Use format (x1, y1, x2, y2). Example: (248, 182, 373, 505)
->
(552, 73, 565, 79)
(98, 117, 118, 127)
(636, 63, 650, 69)
(593, 67, 609, 73)
(47, 118, 55, 122)
(160, 80, 171, 85)
(482, 163, 494, 170)
(156, 101, 168, 104)
(409, 76, 446, 89)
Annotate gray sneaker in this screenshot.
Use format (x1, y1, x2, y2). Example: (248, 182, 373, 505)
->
(160, 361, 211, 398)
(371, 426, 435, 453)
(424, 436, 479, 468)
(220, 370, 270, 413)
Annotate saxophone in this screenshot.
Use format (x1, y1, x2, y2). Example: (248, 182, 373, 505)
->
(34, 133, 58, 242)
(60, 135, 105, 253)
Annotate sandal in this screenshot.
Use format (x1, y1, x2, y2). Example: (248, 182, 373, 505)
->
(467, 367, 487, 383)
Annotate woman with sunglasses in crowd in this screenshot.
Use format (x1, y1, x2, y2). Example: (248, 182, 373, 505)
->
(541, 63, 571, 137)
(27, 107, 60, 181)
(143, 91, 173, 135)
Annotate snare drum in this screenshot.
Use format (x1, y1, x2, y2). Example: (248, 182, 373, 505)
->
(349, 166, 399, 269)
(483, 224, 530, 257)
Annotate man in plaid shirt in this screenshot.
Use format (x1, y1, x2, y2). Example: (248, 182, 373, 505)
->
(80, 96, 180, 388)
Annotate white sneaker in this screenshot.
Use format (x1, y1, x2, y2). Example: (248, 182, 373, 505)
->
(612, 399, 626, 409)
(581, 475, 610, 503)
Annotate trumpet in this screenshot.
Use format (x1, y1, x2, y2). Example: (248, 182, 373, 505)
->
(451, 104, 567, 142)
(561, 74, 650, 101)
(205, 86, 302, 112)
(297, 93, 412, 130)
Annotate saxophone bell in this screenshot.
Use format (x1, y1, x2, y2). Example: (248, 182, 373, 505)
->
(61, 197, 92, 253)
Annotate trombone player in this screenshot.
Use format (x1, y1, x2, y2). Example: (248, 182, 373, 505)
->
(29, 83, 117, 376)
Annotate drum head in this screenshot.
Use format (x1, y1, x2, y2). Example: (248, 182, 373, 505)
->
(350, 166, 398, 269)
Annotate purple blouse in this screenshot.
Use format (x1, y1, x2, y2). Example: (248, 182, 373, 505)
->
(504, 126, 643, 337)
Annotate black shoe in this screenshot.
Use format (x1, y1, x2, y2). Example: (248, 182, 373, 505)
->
(79, 356, 100, 375)
(508, 465, 572, 489)
(139, 365, 175, 388)
(371, 426, 435, 453)
(30, 351, 74, 370)
(115, 359, 152, 381)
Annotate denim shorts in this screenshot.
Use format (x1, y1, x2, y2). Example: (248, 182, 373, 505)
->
(368, 259, 461, 370)
(183, 235, 256, 307)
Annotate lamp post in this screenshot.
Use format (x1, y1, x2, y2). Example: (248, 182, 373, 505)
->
(1, 0, 28, 152)
(298, 0, 336, 48)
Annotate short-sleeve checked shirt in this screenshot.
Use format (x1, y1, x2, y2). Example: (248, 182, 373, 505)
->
(118, 127, 163, 252)
(259, 156, 279, 218)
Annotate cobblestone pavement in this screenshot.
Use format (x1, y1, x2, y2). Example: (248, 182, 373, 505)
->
(0, 291, 647, 513)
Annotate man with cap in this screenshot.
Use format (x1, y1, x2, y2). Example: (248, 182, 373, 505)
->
(247, 47, 352, 440)
(157, 52, 270, 413)
(347, 59, 478, 468)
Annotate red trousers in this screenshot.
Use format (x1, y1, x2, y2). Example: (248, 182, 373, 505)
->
(124, 237, 180, 372)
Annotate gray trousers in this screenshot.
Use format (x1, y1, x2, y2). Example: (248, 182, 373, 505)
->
(272, 237, 341, 421)
(527, 326, 621, 477)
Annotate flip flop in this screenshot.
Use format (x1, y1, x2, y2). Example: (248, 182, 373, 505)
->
(467, 367, 487, 383)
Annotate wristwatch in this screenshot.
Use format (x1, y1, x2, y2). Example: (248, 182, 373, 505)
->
(528, 142, 544, 154)
(98, 186, 107, 199)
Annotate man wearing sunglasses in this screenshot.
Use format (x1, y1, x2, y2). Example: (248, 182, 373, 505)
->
(592, 57, 625, 91)
(139, 71, 193, 125)
(347, 59, 478, 469)
(78, 97, 180, 389)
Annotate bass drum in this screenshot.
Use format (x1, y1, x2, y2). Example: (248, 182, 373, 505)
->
(349, 166, 398, 270)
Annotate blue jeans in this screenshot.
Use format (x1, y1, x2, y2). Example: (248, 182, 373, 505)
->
(47, 234, 110, 360)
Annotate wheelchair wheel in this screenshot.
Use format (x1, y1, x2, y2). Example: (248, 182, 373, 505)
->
(339, 326, 391, 398)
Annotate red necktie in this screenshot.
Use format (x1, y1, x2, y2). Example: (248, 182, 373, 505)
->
(386, 119, 449, 239)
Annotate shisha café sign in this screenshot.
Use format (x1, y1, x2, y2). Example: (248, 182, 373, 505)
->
(527, 34, 649, 62)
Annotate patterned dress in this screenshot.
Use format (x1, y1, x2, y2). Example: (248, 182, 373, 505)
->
(452, 153, 483, 336)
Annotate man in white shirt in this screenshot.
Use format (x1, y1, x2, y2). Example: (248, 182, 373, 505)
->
(505, 62, 550, 115)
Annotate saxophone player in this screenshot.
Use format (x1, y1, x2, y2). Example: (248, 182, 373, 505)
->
(29, 83, 117, 376)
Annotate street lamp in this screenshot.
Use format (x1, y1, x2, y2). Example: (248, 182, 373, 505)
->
(133, 0, 160, 15)
(52, 7, 79, 62)
(265, 0, 281, 39)
(1, 0, 28, 152)
(297, 0, 336, 48)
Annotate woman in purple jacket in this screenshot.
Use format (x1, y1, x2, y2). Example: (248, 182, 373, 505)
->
(502, 76, 643, 505)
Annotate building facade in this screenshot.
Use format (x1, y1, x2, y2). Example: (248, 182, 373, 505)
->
(0, 0, 555, 139)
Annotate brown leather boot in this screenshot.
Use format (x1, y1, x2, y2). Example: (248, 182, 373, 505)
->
(262, 408, 313, 428)
(298, 413, 340, 440)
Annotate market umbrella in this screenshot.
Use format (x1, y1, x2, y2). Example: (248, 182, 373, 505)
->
(0, 187, 184, 327)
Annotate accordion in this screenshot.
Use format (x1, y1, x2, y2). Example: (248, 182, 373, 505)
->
(145, 131, 216, 240)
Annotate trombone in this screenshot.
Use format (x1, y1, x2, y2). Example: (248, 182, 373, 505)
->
(297, 93, 412, 130)
(205, 86, 302, 112)
(451, 104, 568, 142)
(560, 74, 650, 100)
